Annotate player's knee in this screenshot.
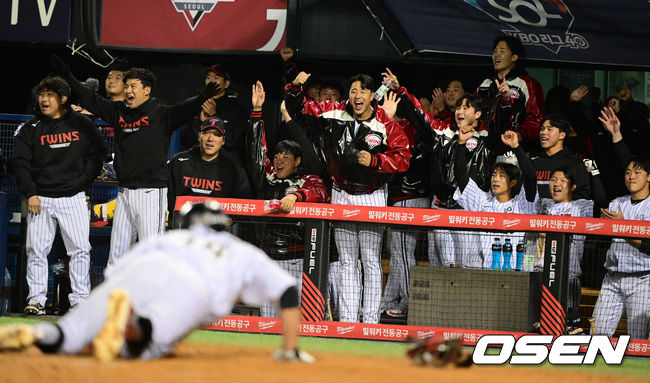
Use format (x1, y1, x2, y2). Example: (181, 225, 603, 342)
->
(279, 286, 299, 309)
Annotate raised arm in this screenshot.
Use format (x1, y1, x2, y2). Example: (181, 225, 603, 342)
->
(502, 130, 536, 202)
(245, 81, 273, 194)
(454, 129, 475, 192)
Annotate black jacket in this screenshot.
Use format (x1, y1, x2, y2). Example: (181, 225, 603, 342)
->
(64, 72, 206, 189)
(531, 148, 591, 200)
(167, 145, 251, 213)
(9, 109, 106, 198)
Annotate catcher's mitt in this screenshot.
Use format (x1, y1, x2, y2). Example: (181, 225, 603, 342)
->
(406, 335, 472, 368)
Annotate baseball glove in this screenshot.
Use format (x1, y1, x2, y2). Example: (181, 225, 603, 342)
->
(406, 335, 472, 367)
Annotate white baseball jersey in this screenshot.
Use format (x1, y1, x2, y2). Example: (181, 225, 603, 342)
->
(536, 198, 593, 279)
(604, 196, 650, 273)
(57, 226, 296, 359)
(454, 178, 538, 269)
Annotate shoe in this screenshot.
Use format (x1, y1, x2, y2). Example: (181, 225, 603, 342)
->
(24, 302, 46, 316)
(0, 324, 37, 350)
(92, 289, 131, 362)
(386, 310, 407, 318)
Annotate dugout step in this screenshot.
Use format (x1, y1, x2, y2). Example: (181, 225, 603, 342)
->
(578, 288, 628, 336)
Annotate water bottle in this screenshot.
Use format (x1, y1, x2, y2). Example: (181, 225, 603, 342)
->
(523, 240, 535, 272)
(374, 80, 391, 102)
(515, 243, 525, 271)
(502, 238, 512, 271)
(491, 238, 502, 270)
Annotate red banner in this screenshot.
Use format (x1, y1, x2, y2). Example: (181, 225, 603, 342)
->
(175, 196, 650, 239)
(100, 0, 286, 51)
(205, 315, 650, 357)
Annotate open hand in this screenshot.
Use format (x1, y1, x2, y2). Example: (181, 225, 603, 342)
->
(380, 91, 401, 119)
(252, 81, 265, 111)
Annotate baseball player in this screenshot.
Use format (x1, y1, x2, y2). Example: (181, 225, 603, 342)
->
(8, 76, 106, 315)
(592, 107, 650, 339)
(375, 69, 433, 318)
(477, 35, 545, 153)
(453, 130, 538, 269)
(168, 116, 251, 217)
(285, 72, 410, 323)
(536, 165, 606, 332)
(247, 81, 328, 318)
(50, 55, 220, 269)
(0, 201, 315, 363)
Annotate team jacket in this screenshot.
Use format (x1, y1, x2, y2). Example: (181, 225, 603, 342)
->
(388, 87, 434, 204)
(9, 109, 106, 198)
(476, 67, 545, 152)
(398, 93, 495, 209)
(246, 111, 329, 260)
(66, 74, 206, 189)
(167, 145, 251, 213)
(531, 148, 591, 200)
(285, 84, 411, 195)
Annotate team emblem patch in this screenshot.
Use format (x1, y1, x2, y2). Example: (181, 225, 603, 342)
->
(465, 137, 478, 151)
(171, 0, 234, 31)
(509, 88, 519, 99)
(365, 133, 382, 149)
(285, 186, 298, 195)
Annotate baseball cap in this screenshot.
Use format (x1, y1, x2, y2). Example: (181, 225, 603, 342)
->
(200, 117, 226, 136)
(203, 64, 230, 81)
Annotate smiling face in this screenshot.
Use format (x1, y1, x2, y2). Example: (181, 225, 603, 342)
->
(273, 152, 300, 179)
(625, 162, 650, 198)
(105, 70, 126, 100)
(539, 120, 565, 153)
(125, 79, 151, 109)
(348, 80, 374, 120)
(444, 81, 464, 109)
(199, 128, 225, 160)
(549, 170, 575, 203)
(492, 41, 518, 77)
(491, 166, 516, 199)
(38, 89, 66, 119)
(455, 98, 481, 130)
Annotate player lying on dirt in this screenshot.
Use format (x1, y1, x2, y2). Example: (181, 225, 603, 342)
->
(0, 201, 315, 363)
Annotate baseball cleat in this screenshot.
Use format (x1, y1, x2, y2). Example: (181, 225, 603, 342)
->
(93, 289, 131, 362)
(0, 324, 38, 350)
(24, 302, 46, 316)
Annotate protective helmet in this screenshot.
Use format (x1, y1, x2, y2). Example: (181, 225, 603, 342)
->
(178, 200, 232, 231)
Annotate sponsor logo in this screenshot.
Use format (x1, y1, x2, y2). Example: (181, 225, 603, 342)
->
(465, 0, 588, 54)
(337, 326, 355, 335)
(342, 209, 361, 218)
(308, 227, 317, 274)
(171, 0, 235, 31)
(364, 133, 382, 149)
(473, 335, 629, 365)
(417, 330, 436, 338)
(465, 137, 478, 151)
(258, 321, 277, 330)
(548, 240, 557, 287)
(310, 228, 317, 243)
(423, 214, 441, 223)
(502, 219, 520, 228)
(585, 222, 604, 232)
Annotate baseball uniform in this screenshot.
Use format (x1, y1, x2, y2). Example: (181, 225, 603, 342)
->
(9, 109, 106, 310)
(592, 195, 650, 339)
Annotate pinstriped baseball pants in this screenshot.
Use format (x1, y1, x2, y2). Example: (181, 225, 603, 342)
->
(106, 187, 167, 271)
(25, 192, 91, 306)
(381, 197, 431, 312)
(259, 258, 303, 318)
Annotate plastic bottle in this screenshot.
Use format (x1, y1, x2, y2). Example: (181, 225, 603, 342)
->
(523, 240, 535, 272)
(502, 238, 512, 271)
(491, 238, 502, 270)
(515, 242, 525, 271)
(374, 80, 392, 102)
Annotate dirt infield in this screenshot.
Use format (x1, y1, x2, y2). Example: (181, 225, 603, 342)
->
(0, 343, 644, 383)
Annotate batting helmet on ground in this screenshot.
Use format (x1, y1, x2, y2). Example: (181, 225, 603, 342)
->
(178, 201, 232, 231)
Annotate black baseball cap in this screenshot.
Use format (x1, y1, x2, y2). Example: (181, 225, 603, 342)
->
(200, 117, 226, 136)
(203, 64, 230, 81)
